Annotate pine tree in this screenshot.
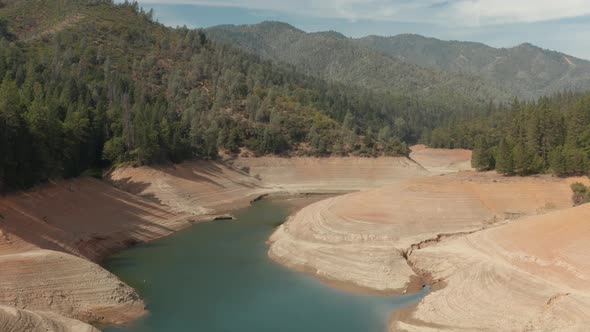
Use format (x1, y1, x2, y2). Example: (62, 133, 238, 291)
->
(495, 138, 514, 175)
(471, 136, 494, 171)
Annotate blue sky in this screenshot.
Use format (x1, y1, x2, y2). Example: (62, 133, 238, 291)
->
(133, 1, 590, 60)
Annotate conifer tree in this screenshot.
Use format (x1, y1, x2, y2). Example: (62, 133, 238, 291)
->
(495, 138, 514, 175)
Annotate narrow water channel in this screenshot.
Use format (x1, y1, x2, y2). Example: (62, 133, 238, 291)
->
(102, 198, 427, 332)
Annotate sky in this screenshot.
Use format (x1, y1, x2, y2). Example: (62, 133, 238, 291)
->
(132, 0, 590, 60)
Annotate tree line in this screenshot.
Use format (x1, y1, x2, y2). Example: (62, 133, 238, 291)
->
(2, 0, 456, 191)
(427, 92, 590, 176)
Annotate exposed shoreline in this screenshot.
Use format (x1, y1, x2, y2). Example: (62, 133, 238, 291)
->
(0, 155, 429, 331)
(265, 148, 590, 331)
(5, 147, 587, 332)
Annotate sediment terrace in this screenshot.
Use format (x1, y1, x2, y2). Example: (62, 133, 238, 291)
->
(0, 156, 427, 331)
(409, 145, 472, 174)
(108, 160, 269, 215)
(0, 177, 193, 327)
(229, 156, 429, 192)
(2, 150, 587, 332)
(395, 203, 590, 331)
(268, 172, 578, 293)
(0, 304, 99, 332)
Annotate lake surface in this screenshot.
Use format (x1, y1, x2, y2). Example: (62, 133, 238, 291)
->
(103, 198, 427, 332)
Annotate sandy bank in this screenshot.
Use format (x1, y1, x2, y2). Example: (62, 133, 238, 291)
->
(0, 177, 193, 326)
(108, 157, 429, 213)
(230, 156, 429, 192)
(0, 177, 192, 262)
(410, 144, 472, 174)
(0, 304, 99, 332)
(1, 156, 429, 330)
(268, 172, 577, 293)
(394, 203, 590, 331)
(109, 160, 269, 215)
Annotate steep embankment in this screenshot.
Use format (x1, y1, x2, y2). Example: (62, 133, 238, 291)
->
(268, 171, 577, 293)
(0, 177, 192, 262)
(108, 161, 269, 215)
(409, 145, 472, 174)
(0, 177, 193, 326)
(395, 203, 590, 331)
(230, 156, 429, 192)
(108, 157, 429, 212)
(0, 304, 99, 332)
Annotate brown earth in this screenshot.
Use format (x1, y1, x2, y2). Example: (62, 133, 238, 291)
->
(0, 177, 193, 262)
(268, 172, 578, 293)
(0, 304, 99, 332)
(229, 156, 429, 192)
(410, 144, 473, 174)
(0, 156, 429, 331)
(0, 177, 194, 327)
(2, 149, 585, 332)
(108, 160, 270, 215)
(394, 203, 590, 331)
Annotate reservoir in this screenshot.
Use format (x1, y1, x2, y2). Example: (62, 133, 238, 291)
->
(103, 198, 427, 332)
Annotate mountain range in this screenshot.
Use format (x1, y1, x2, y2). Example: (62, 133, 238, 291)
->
(207, 22, 590, 100)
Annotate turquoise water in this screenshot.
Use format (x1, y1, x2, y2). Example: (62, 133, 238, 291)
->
(102, 199, 427, 332)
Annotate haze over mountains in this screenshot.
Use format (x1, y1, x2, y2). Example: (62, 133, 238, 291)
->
(207, 21, 590, 100)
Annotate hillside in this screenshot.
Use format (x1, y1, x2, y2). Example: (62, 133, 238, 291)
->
(207, 22, 510, 104)
(207, 22, 590, 100)
(0, 0, 431, 191)
(358, 34, 590, 99)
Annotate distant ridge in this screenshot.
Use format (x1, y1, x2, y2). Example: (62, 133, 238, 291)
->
(207, 21, 511, 104)
(208, 21, 590, 99)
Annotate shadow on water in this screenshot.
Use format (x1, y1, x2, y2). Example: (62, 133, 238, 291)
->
(102, 199, 427, 332)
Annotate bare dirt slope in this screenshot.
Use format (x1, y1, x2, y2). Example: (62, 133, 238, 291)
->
(0, 177, 194, 325)
(0, 177, 192, 262)
(0, 244, 144, 325)
(109, 161, 270, 215)
(410, 144, 473, 174)
(230, 156, 429, 191)
(395, 203, 590, 331)
(268, 172, 576, 293)
(0, 304, 99, 332)
(109, 158, 429, 214)
(0, 156, 430, 330)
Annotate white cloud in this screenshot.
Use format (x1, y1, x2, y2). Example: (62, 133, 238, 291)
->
(137, 0, 590, 26)
(451, 0, 590, 25)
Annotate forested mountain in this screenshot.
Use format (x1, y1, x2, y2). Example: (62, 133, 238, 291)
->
(428, 91, 590, 176)
(206, 22, 510, 105)
(357, 34, 590, 100)
(207, 22, 590, 100)
(0, 0, 468, 191)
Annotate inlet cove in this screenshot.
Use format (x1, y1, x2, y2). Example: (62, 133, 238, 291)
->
(103, 199, 427, 332)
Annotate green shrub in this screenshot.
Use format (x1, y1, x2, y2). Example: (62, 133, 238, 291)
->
(571, 182, 590, 206)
